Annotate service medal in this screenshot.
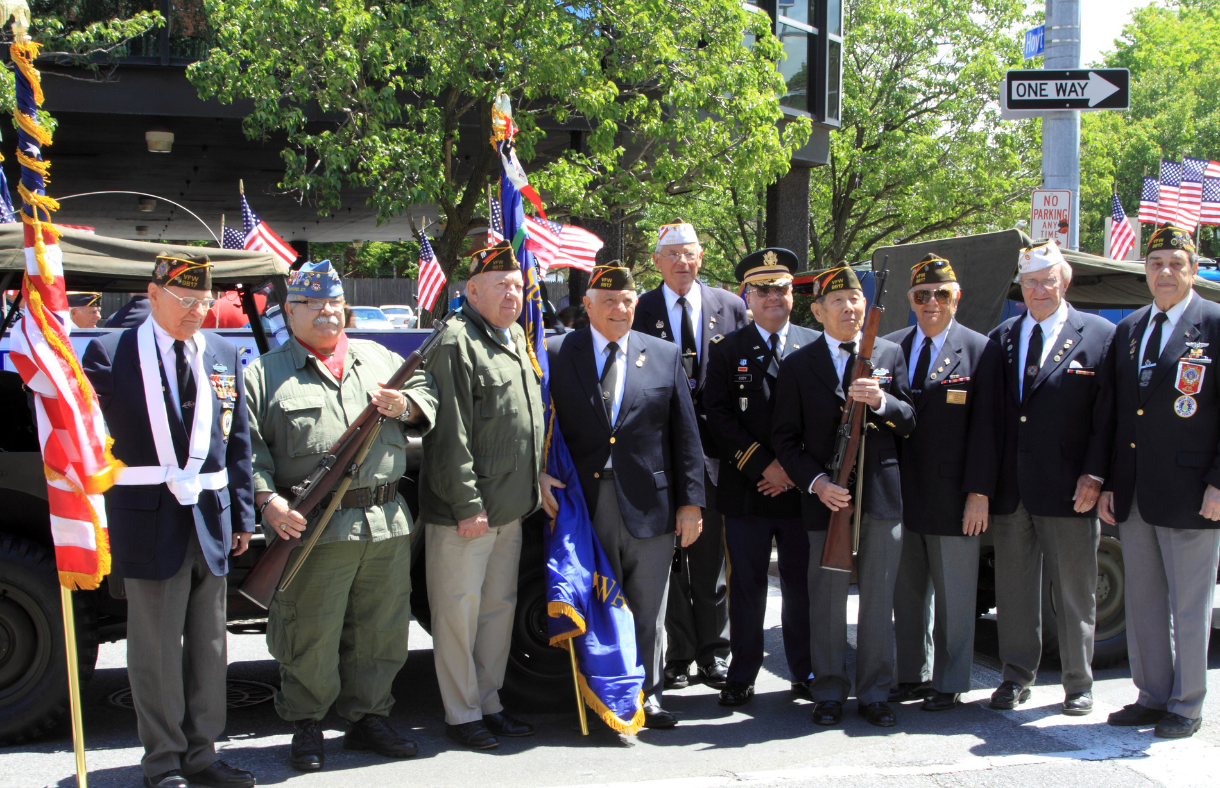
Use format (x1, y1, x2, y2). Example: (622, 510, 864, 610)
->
(1175, 395, 1197, 418)
(739, 397, 749, 412)
(1176, 361, 1204, 395)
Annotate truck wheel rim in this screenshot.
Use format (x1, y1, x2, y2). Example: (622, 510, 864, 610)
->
(0, 583, 53, 704)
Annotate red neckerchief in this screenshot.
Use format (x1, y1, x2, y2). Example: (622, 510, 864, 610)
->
(297, 333, 348, 380)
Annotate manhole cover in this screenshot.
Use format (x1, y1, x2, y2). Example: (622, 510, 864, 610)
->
(108, 679, 276, 710)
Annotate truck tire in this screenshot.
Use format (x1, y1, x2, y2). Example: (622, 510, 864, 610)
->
(1041, 534, 1127, 669)
(0, 535, 99, 745)
(499, 561, 572, 711)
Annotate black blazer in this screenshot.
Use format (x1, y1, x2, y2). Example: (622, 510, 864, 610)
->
(1100, 294, 1220, 529)
(632, 281, 749, 455)
(884, 322, 1003, 536)
(771, 334, 916, 531)
(704, 322, 821, 518)
(989, 305, 1114, 518)
(82, 328, 256, 580)
(103, 295, 150, 329)
(547, 328, 705, 539)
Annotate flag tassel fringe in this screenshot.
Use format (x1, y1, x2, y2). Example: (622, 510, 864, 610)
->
(560, 639, 646, 736)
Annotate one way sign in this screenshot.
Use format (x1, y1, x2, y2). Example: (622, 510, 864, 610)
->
(1004, 69, 1130, 112)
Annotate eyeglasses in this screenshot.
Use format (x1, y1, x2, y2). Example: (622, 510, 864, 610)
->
(912, 288, 954, 305)
(160, 288, 215, 311)
(751, 284, 791, 298)
(660, 251, 700, 263)
(290, 298, 346, 311)
(1019, 276, 1061, 291)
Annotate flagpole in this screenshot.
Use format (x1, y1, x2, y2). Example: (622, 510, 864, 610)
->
(567, 641, 589, 736)
(60, 587, 89, 787)
(219, 214, 224, 248)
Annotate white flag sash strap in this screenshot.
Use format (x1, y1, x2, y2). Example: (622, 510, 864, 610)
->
(114, 317, 226, 504)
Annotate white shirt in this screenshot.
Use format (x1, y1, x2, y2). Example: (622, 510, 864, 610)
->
(151, 318, 198, 410)
(1017, 300, 1069, 398)
(909, 320, 953, 386)
(1139, 290, 1193, 365)
(591, 329, 629, 470)
(755, 321, 790, 357)
(663, 282, 702, 362)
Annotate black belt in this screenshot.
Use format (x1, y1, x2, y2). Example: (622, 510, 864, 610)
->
(278, 480, 399, 515)
(594, 467, 615, 480)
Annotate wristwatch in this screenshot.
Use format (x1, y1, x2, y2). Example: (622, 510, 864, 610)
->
(399, 395, 412, 422)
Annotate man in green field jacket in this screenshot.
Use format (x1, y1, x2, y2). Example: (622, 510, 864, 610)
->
(244, 260, 438, 773)
(419, 241, 546, 750)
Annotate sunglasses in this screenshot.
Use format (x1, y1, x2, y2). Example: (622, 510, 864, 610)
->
(912, 288, 954, 306)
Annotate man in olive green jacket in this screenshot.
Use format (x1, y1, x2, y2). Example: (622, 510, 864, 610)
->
(420, 241, 546, 750)
(245, 261, 438, 772)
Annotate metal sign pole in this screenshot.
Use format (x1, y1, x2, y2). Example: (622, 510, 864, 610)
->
(1042, 0, 1082, 249)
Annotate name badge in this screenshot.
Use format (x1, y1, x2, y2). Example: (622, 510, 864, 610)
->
(945, 390, 967, 405)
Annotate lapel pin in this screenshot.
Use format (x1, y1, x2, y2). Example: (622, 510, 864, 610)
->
(636, 353, 645, 368)
(740, 358, 748, 366)
(655, 320, 664, 329)
(661, 331, 667, 338)
(793, 343, 800, 349)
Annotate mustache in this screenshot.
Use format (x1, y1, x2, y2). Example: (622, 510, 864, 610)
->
(313, 315, 341, 327)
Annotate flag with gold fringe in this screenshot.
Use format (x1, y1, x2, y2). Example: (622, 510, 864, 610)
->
(493, 93, 645, 734)
(4, 39, 118, 590)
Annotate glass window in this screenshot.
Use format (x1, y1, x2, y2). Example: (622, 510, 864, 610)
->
(827, 0, 842, 36)
(776, 0, 810, 27)
(777, 23, 809, 113)
(826, 38, 842, 122)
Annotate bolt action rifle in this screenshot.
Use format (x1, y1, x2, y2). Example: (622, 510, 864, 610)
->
(238, 321, 448, 609)
(820, 258, 889, 572)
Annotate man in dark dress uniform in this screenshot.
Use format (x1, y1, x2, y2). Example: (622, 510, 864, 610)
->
(1099, 225, 1220, 739)
(703, 248, 820, 706)
(632, 220, 748, 689)
(884, 254, 1002, 711)
(772, 265, 916, 728)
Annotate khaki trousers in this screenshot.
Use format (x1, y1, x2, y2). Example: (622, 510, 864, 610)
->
(425, 519, 522, 725)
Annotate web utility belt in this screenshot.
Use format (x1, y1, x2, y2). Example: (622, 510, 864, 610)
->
(279, 480, 399, 518)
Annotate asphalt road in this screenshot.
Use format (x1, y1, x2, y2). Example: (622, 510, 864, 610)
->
(4, 581, 1219, 788)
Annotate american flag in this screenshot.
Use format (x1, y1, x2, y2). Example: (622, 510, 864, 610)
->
(1108, 194, 1136, 261)
(222, 225, 245, 250)
(1138, 176, 1160, 223)
(1201, 176, 1220, 226)
(488, 199, 603, 273)
(1177, 157, 1208, 230)
(1157, 160, 1182, 224)
(1207, 161, 1220, 180)
(240, 194, 297, 266)
(415, 232, 446, 312)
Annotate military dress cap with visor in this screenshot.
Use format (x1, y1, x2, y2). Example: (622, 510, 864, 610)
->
(1146, 223, 1196, 255)
(1016, 239, 1066, 277)
(735, 248, 798, 286)
(468, 240, 518, 276)
(287, 258, 344, 299)
(655, 219, 699, 250)
(153, 253, 212, 291)
(66, 291, 101, 308)
(588, 262, 635, 291)
(810, 264, 862, 297)
(910, 253, 957, 287)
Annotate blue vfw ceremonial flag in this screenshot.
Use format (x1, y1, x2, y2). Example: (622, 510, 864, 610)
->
(492, 93, 645, 733)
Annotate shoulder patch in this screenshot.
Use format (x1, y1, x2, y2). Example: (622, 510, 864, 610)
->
(710, 334, 725, 344)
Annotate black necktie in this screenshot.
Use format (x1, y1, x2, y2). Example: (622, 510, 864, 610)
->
(174, 339, 197, 431)
(601, 341, 619, 423)
(911, 336, 932, 395)
(767, 333, 781, 379)
(840, 341, 857, 397)
(1023, 324, 1042, 402)
(1140, 312, 1168, 387)
(676, 295, 697, 387)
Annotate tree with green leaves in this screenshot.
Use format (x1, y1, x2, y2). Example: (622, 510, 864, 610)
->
(187, 0, 809, 307)
(810, 0, 1039, 267)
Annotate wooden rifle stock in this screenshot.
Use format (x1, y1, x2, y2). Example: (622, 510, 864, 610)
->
(238, 322, 447, 609)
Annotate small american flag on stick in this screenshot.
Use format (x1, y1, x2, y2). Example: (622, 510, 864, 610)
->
(1177, 157, 1207, 231)
(1108, 194, 1136, 262)
(1157, 160, 1182, 224)
(488, 199, 603, 273)
(241, 193, 298, 267)
(1138, 176, 1160, 223)
(1201, 176, 1220, 226)
(416, 232, 446, 312)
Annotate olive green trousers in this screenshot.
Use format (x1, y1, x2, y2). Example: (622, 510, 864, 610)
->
(267, 535, 412, 722)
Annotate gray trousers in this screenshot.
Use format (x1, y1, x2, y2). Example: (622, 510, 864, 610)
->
(593, 478, 674, 705)
(124, 535, 227, 779)
(808, 516, 903, 704)
(1120, 496, 1220, 719)
(425, 519, 522, 725)
(893, 531, 980, 694)
(666, 470, 730, 668)
(992, 502, 1099, 693)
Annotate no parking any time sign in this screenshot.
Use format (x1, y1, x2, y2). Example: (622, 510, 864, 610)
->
(1031, 190, 1072, 247)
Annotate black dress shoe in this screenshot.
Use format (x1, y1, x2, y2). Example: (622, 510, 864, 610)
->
(663, 662, 690, 690)
(858, 701, 898, 727)
(1108, 703, 1166, 727)
(1155, 712, 1202, 739)
(888, 681, 934, 703)
(144, 771, 188, 788)
(290, 719, 325, 772)
(446, 721, 499, 749)
(989, 681, 1031, 710)
(718, 681, 755, 707)
(183, 761, 255, 788)
(811, 700, 843, 726)
(643, 703, 678, 729)
(483, 711, 535, 737)
(921, 691, 961, 712)
(697, 661, 730, 689)
(1062, 691, 1093, 716)
(790, 680, 813, 701)
(344, 715, 418, 758)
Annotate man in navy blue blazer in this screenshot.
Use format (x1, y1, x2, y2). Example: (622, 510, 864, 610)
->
(544, 263, 705, 729)
(82, 254, 256, 788)
(632, 220, 747, 689)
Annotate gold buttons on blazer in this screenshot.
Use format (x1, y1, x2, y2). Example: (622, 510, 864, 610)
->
(1137, 409, 1144, 416)
(609, 437, 616, 444)
(1020, 416, 1027, 422)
